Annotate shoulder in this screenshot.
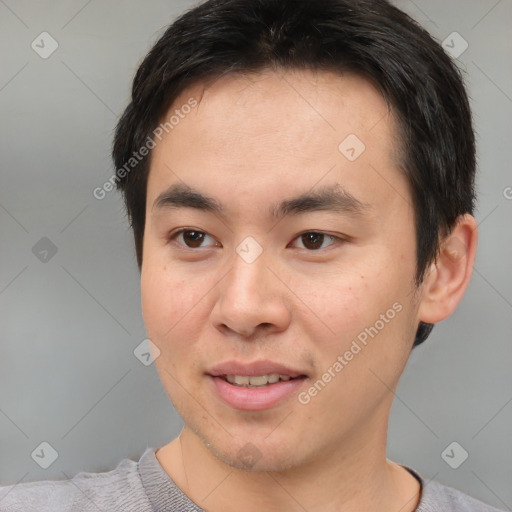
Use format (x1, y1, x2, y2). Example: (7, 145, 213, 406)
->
(421, 479, 506, 511)
(406, 466, 507, 512)
(0, 451, 150, 512)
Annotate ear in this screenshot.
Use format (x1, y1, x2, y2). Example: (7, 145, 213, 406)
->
(418, 214, 478, 324)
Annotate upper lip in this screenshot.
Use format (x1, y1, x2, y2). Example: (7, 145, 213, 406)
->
(207, 360, 307, 378)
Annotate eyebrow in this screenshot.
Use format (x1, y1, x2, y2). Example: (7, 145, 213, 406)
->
(152, 183, 371, 220)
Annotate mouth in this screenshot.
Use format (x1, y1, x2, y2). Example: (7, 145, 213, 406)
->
(207, 360, 307, 380)
(206, 361, 309, 411)
(222, 374, 306, 387)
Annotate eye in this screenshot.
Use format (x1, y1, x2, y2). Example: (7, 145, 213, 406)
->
(290, 231, 339, 251)
(169, 229, 219, 249)
(168, 229, 342, 251)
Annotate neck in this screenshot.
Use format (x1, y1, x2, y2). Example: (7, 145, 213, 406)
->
(156, 420, 421, 512)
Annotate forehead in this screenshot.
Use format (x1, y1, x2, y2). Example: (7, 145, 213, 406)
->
(146, 69, 408, 218)
(166, 69, 396, 147)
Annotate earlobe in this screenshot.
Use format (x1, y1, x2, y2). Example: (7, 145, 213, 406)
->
(418, 214, 478, 324)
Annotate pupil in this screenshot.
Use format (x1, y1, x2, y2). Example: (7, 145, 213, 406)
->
(302, 232, 323, 250)
(184, 231, 204, 248)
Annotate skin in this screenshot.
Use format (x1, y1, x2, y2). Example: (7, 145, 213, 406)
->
(140, 69, 478, 512)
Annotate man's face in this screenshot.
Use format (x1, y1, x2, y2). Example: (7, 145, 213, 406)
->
(141, 70, 425, 472)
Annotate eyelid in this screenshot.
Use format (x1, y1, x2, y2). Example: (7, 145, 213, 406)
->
(168, 228, 220, 248)
(289, 231, 345, 250)
(168, 228, 347, 251)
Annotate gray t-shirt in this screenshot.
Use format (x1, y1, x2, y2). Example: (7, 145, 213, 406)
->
(0, 447, 505, 511)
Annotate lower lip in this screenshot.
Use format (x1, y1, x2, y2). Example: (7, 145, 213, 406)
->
(209, 376, 307, 411)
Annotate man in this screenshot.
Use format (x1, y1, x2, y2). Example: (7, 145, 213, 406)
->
(0, 0, 505, 510)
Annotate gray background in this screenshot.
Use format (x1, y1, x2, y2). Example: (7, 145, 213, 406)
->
(0, 0, 511, 508)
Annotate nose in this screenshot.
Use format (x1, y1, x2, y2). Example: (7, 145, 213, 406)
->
(210, 248, 292, 339)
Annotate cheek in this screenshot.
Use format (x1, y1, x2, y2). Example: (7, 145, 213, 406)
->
(141, 265, 209, 398)
(288, 269, 372, 346)
(293, 261, 411, 357)
(141, 264, 172, 337)
(141, 261, 205, 345)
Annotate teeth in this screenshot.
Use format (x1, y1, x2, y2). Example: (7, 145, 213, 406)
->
(267, 374, 280, 384)
(248, 375, 269, 386)
(224, 374, 295, 387)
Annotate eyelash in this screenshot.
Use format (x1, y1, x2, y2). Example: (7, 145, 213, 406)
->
(168, 228, 344, 251)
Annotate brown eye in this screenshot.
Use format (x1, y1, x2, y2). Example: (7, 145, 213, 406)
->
(182, 230, 205, 248)
(292, 232, 337, 250)
(170, 229, 218, 249)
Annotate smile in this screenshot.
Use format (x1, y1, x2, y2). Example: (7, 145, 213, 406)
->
(209, 374, 308, 411)
(224, 374, 295, 387)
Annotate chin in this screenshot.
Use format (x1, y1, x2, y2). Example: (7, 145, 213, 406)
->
(196, 428, 305, 473)
(179, 399, 315, 473)
(217, 445, 300, 473)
